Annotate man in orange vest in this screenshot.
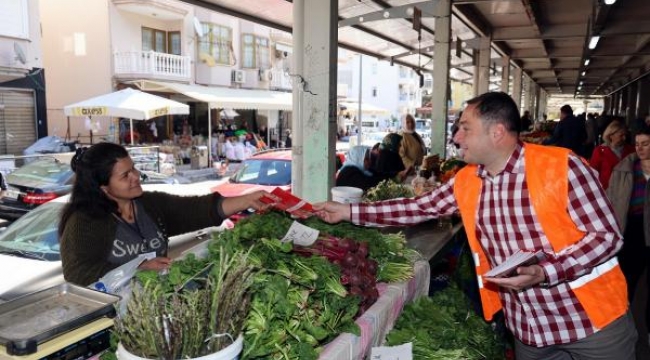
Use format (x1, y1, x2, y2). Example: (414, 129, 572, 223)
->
(314, 91, 637, 359)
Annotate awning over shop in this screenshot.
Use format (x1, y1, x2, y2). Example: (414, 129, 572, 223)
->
(129, 80, 292, 111)
(339, 101, 390, 116)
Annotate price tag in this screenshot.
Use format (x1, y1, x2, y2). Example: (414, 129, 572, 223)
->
(370, 343, 412, 360)
(281, 221, 319, 246)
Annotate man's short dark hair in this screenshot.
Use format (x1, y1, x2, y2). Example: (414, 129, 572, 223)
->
(560, 105, 573, 116)
(635, 125, 650, 138)
(465, 91, 520, 133)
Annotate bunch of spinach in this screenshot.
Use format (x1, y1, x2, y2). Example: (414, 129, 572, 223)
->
(385, 285, 505, 360)
(213, 221, 360, 360)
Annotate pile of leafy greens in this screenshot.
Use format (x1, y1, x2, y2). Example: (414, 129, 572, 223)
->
(363, 179, 414, 202)
(385, 285, 505, 360)
(216, 214, 360, 360)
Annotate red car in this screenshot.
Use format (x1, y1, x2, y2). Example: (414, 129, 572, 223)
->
(211, 149, 345, 197)
(212, 150, 293, 196)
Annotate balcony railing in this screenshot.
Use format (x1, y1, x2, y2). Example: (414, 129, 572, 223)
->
(113, 51, 191, 81)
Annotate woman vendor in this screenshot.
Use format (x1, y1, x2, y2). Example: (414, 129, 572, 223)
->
(58, 142, 274, 286)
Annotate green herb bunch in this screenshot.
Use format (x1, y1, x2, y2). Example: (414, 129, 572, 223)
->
(114, 248, 256, 359)
(363, 179, 414, 202)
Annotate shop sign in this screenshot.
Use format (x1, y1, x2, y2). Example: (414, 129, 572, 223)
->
(72, 107, 108, 116)
(148, 106, 169, 118)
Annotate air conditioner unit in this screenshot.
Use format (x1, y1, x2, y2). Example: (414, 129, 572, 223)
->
(258, 69, 273, 82)
(231, 70, 246, 83)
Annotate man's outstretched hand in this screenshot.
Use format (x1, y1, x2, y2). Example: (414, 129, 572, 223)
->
(312, 201, 351, 224)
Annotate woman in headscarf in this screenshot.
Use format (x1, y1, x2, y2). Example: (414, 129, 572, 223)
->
(399, 114, 426, 169)
(336, 145, 383, 191)
(371, 133, 412, 182)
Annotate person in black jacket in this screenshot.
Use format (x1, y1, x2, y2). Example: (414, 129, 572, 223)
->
(336, 145, 383, 191)
(543, 105, 586, 156)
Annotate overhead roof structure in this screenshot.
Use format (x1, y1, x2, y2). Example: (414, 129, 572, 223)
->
(181, 0, 650, 98)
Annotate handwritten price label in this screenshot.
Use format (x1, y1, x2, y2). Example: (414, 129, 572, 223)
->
(281, 221, 319, 246)
(370, 343, 412, 360)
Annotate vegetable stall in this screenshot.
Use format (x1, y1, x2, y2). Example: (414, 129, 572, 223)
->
(104, 209, 434, 360)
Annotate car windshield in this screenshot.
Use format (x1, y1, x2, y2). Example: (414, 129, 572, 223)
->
(7, 159, 72, 185)
(230, 159, 291, 186)
(0, 201, 62, 261)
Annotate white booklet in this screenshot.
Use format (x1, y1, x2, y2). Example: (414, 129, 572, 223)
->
(484, 250, 546, 278)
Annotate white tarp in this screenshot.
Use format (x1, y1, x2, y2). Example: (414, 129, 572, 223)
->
(339, 101, 389, 115)
(63, 88, 189, 120)
(130, 80, 293, 111)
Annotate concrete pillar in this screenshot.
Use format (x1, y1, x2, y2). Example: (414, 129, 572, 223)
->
(612, 92, 620, 115)
(472, 50, 479, 97)
(620, 89, 628, 117)
(521, 76, 530, 114)
(477, 36, 491, 95)
(537, 89, 548, 121)
(533, 86, 544, 121)
(500, 55, 510, 93)
(431, 0, 451, 157)
(637, 77, 650, 118)
(292, 0, 338, 202)
(512, 67, 523, 110)
(603, 96, 611, 115)
(528, 80, 536, 116)
(626, 82, 637, 125)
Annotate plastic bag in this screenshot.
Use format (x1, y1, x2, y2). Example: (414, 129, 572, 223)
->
(90, 252, 156, 315)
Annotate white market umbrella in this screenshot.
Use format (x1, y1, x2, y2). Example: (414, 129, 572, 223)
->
(64, 88, 189, 145)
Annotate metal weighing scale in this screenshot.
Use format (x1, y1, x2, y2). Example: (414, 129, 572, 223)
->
(0, 283, 120, 360)
(0, 317, 113, 360)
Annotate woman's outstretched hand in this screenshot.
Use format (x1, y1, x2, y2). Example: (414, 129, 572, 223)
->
(221, 190, 279, 216)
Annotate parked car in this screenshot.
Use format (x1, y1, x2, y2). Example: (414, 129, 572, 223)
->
(0, 158, 74, 221)
(213, 150, 293, 197)
(0, 158, 190, 222)
(0, 184, 222, 302)
(212, 149, 345, 197)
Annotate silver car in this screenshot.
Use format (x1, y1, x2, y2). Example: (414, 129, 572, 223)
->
(0, 184, 224, 302)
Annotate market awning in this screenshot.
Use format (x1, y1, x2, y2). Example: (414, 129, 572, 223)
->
(128, 80, 292, 111)
(339, 101, 389, 116)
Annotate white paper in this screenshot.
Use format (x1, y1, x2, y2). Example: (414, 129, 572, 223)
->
(370, 343, 412, 360)
(484, 250, 545, 278)
(281, 221, 319, 246)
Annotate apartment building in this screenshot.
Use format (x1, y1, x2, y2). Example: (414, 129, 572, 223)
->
(0, 0, 44, 155)
(337, 49, 422, 133)
(40, 0, 294, 146)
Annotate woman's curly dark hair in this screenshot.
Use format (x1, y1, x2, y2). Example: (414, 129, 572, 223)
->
(59, 142, 129, 236)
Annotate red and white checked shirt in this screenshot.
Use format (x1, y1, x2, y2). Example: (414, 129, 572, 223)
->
(351, 142, 623, 346)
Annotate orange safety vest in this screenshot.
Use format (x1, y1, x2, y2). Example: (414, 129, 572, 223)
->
(453, 143, 628, 329)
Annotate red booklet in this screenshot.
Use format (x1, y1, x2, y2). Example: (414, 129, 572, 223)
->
(260, 188, 315, 219)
